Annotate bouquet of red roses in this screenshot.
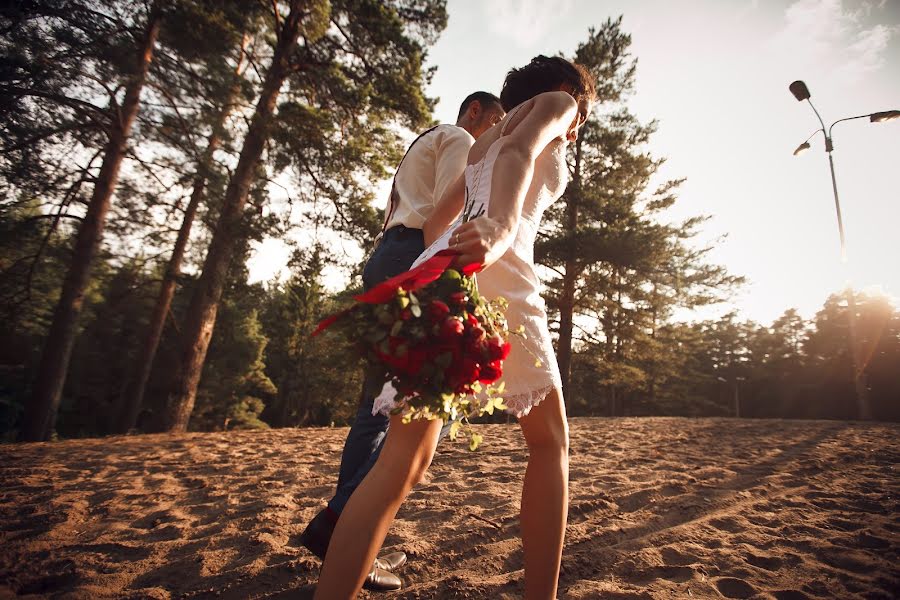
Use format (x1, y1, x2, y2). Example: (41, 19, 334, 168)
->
(314, 251, 513, 449)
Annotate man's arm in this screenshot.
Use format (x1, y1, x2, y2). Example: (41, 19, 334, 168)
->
(423, 127, 472, 245)
(424, 173, 465, 246)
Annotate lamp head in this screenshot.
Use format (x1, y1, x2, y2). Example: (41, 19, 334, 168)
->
(792, 141, 811, 156)
(870, 110, 900, 123)
(789, 80, 811, 101)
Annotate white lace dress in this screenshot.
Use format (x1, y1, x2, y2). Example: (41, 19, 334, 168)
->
(372, 131, 568, 418)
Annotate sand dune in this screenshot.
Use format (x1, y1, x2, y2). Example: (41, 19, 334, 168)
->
(1, 417, 897, 599)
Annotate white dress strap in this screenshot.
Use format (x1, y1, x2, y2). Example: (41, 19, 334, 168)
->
(499, 104, 523, 137)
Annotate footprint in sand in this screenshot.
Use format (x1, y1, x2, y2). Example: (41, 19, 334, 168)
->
(709, 516, 743, 534)
(715, 576, 757, 599)
(819, 547, 873, 574)
(616, 489, 655, 513)
(651, 565, 695, 583)
(744, 551, 782, 571)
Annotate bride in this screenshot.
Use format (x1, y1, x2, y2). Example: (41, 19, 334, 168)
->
(314, 56, 596, 600)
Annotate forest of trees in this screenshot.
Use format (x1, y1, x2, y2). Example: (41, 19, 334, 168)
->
(1, 2, 897, 442)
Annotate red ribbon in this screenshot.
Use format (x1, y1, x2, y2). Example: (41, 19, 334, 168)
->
(354, 250, 455, 303)
(311, 306, 353, 337)
(312, 250, 483, 336)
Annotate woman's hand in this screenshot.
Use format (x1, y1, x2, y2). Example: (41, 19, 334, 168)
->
(448, 216, 515, 272)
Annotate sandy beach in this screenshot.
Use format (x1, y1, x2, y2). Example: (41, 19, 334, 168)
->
(1, 417, 897, 599)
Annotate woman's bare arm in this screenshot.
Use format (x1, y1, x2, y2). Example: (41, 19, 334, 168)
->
(451, 91, 579, 269)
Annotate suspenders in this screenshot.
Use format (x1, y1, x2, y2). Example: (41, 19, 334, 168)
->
(380, 125, 441, 236)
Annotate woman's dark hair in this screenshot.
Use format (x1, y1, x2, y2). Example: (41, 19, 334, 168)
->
(499, 55, 596, 112)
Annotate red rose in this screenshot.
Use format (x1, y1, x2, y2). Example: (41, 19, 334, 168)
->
(388, 335, 405, 353)
(449, 357, 480, 391)
(401, 346, 428, 375)
(485, 335, 511, 361)
(466, 313, 479, 327)
(465, 334, 486, 355)
(449, 292, 468, 307)
(429, 299, 450, 320)
(440, 316, 465, 340)
(478, 360, 502, 384)
(466, 323, 485, 339)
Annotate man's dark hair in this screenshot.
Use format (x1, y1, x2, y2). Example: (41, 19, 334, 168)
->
(499, 55, 596, 112)
(457, 91, 502, 120)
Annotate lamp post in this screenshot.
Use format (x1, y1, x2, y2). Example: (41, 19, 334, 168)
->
(788, 80, 897, 420)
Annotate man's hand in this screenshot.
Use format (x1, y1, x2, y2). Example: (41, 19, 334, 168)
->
(448, 216, 515, 272)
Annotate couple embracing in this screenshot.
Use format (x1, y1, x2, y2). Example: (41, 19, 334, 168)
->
(301, 55, 596, 599)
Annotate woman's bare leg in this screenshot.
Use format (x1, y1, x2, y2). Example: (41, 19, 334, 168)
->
(313, 415, 443, 599)
(517, 388, 569, 600)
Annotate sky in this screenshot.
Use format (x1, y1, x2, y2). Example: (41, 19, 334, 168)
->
(248, 0, 900, 326)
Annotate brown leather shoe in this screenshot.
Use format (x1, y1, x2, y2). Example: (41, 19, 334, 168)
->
(363, 565, 402, 591)
(374, 551, 407, 572)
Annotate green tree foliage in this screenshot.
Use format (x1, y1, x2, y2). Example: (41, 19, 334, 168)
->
(165, 0, 448, 432)
(660, 293, 899, 421)
(56, 262, 154, 437)
(541, 20, 742, 415)
(2, 0, 262, 440)
(2, 8, 896, 442)
(192, 303, 276, 431)
(259, 248, 364, 427)
(0, 201, 75, 438)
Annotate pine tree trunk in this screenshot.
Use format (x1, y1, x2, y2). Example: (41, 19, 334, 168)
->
(115, 38, 248, 434)
(164, 7, 305, 433)
(648, 284, 658, 406)
(613, 277, 624, 416)
(557, 137, 582, 402)
(21, 7, 162, 442)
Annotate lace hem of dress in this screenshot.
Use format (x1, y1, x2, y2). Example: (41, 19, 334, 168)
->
(502, 383, 556, 418)
(372, 386, 398, 418)
(372, 381, 559, 419)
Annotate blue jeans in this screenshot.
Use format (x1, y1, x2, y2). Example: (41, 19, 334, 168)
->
(327, 226, 452, 515)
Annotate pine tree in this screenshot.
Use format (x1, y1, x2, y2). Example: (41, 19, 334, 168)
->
(539, 19, 637, 399)
(539, 21, 741, 414)
(259, 247, 364, 427)
(114, 31, 252, 433)
(16, 1, 163, 441)
(164, 0, 447, 432)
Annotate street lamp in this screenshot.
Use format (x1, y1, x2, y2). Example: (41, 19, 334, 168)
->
(788, 80, 897, 421)
(792, 131, 818, 156)
(869, 110, 900, 123)
(789, 80, 898, 262)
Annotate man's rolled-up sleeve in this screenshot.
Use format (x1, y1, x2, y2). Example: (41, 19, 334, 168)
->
(432, 127, 474, 205)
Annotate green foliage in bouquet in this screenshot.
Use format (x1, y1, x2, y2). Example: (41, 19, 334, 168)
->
(322, 265, 514, 450)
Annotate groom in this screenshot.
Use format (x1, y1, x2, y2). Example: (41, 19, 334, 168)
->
(300, 92, 505, 591)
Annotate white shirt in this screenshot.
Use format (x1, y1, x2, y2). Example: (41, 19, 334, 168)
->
(383, 124, 474, 231)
